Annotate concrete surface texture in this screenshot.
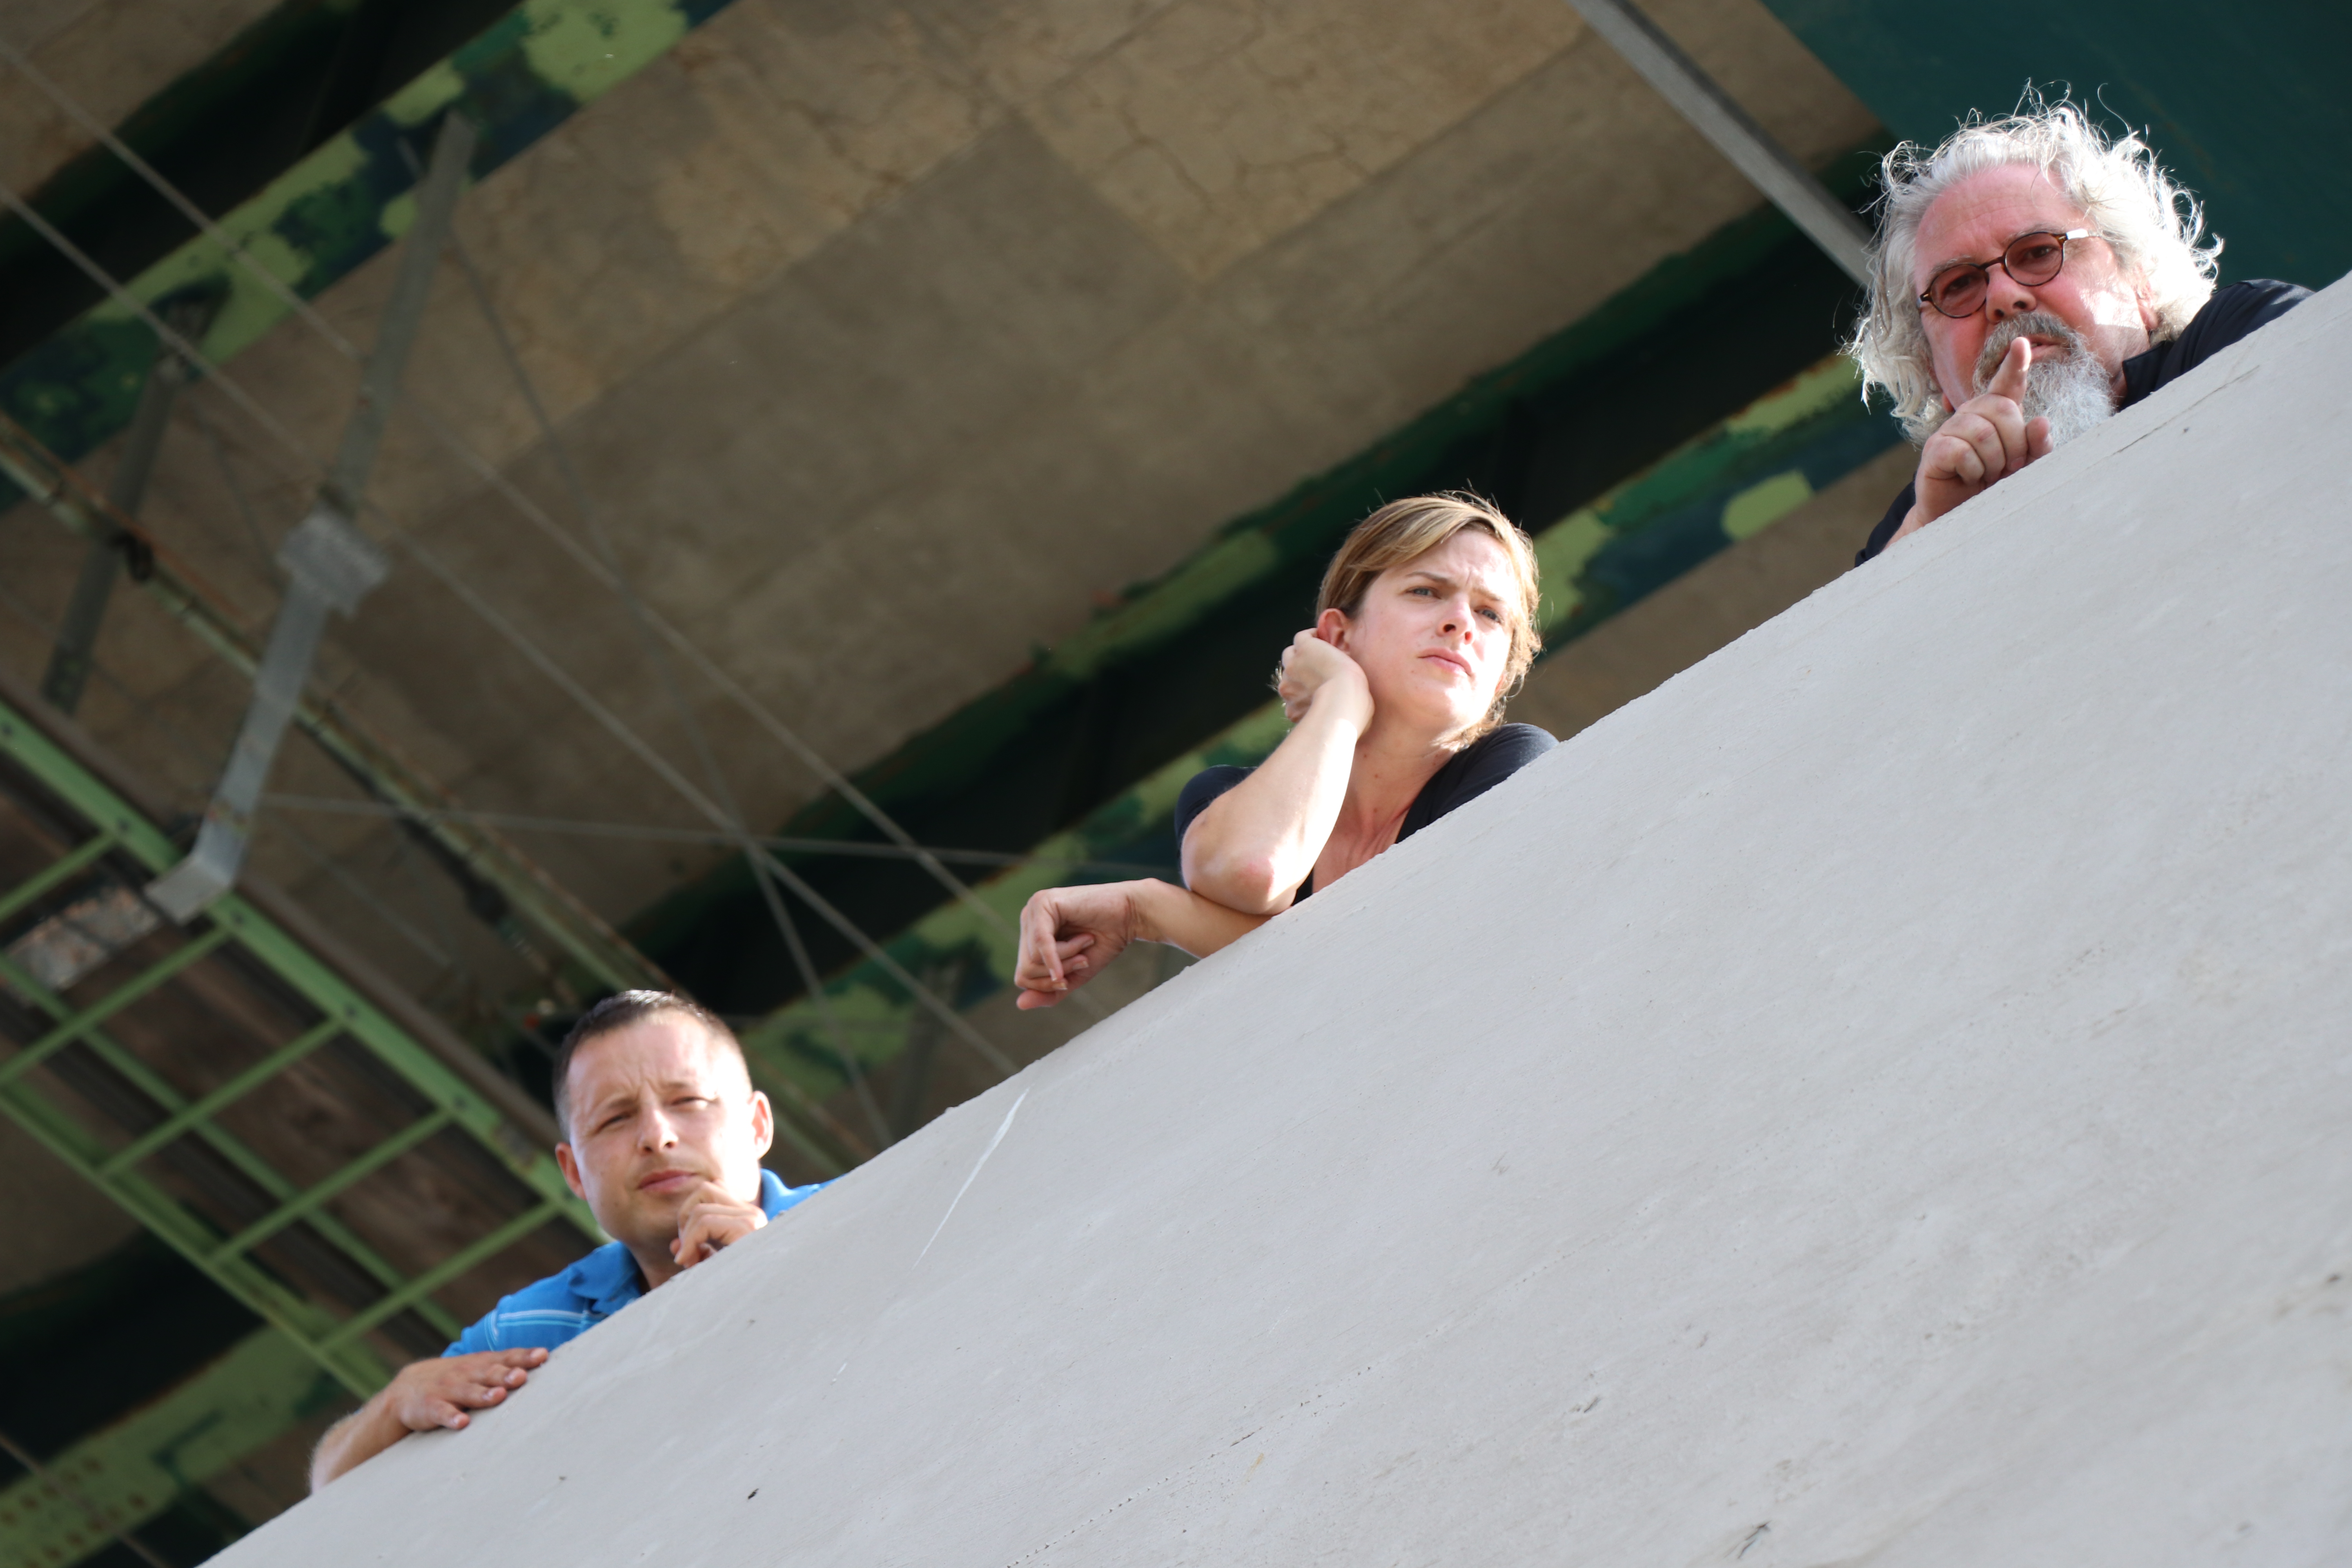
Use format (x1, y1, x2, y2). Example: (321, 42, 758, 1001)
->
(226, 279, 2352, 1563)
(0, 0, 1876, 1005)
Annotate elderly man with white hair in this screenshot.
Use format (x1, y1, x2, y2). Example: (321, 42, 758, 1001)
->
(1849, 99, 2308, 564)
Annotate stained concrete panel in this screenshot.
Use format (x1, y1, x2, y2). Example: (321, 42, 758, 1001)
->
(0, 0, 1875, 1004)
(231, 281, 2352, 1563)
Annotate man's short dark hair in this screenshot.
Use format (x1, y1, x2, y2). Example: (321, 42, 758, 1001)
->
(551, 990, 747, 1141)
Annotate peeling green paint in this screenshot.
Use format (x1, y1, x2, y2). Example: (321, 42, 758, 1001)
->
(0, 0, 743, 475)
(1722, 354, 1859, 436)
(1054, 534, 1284, 682)
(383, 60, 471, 127)
(1722, 472, 1813, 539)
(1534, 510, 1609, 626)
(519, 0, 690, 99)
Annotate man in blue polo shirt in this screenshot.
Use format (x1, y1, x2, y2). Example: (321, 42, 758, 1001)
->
(309, 991, 825, 1488)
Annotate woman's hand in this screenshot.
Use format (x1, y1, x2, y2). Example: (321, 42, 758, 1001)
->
(1014, 880, 1274, 1007)
(1015, 882, 1146, 1009)
(1276, 629, 1373, 729)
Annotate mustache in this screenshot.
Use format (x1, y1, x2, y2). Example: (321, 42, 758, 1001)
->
(1973, 311, 2087, 391)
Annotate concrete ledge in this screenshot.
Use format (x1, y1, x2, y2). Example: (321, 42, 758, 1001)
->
(230, 274, 2352, 1565)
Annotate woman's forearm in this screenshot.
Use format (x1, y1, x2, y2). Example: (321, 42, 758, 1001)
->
(1181, 704, 1361, 911)
(1134, 878, 1272, 958)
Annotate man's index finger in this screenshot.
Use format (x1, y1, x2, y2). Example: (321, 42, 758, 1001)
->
(1989, 336, 2032, 401)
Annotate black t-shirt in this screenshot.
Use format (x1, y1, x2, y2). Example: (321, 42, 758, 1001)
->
(1854, 279, 2312, 566)
(1173, 722, 1556, 901)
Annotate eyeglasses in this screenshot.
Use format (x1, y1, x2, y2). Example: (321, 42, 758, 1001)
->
(1917, 229, 2092, 318)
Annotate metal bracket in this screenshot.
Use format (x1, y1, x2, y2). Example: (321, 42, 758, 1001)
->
(1563, 0, 1873, 285)
(39, 292, 220, 716)
(143, 114, 476, 929)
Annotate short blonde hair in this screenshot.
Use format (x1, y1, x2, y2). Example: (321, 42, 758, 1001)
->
(1850, 94, 2221, 443)
(1317, 492, 1542, 740)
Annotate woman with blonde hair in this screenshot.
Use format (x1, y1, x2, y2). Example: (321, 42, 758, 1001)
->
(1014, 492, 1554, 1008)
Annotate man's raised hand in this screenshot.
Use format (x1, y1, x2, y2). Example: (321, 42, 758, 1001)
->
(386, 1348, 545, 1432)
(1895, 337, 2055, 545)
(310, 1348, 547, 1488)
(673, 1182, 766, 1270)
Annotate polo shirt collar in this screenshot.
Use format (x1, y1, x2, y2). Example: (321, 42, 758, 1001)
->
(756, 1167, 793, 1218)
(573, 1238, 648, 1317)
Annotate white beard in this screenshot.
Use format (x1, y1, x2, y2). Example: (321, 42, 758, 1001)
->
(1972, 312, 2119, 448)
(2020, 348, 2120, 446)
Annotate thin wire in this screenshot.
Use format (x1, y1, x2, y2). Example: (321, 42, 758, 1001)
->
(0, 34, 363, 357)
(0, 577, 461, 975)
(383, 817, 467, 976)
(186, 386, 282, 586)
(0, 176, 335, 498)
(0, 42, 1024, 951)
(271, 809, 460, 973)
(440, 208, 890, 1144)
(396, 532, 1018, 1076)
(0, 166, 1014, 1074)
(256, 793, 1174, 875)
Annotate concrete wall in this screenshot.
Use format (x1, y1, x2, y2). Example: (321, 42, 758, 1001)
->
(225, 280, 2352, 1564)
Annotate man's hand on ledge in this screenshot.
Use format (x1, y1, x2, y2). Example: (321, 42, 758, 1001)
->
(673, 1183, 766, 1271)
(1893, 337, 2053, 548)
(309, 1348, 548, 1491)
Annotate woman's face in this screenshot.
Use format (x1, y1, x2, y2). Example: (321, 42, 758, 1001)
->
(1325, 528, 1521, 739)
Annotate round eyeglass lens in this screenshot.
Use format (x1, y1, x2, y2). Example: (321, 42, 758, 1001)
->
(1928, 267, 1987, 316)
(1923, 232, 2076, 318)
(2004, 232, 2069, 284)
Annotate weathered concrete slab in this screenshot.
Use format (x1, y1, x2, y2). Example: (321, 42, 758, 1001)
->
(230, 277, 2352, 1565)
(2, 0, 1877, 1005)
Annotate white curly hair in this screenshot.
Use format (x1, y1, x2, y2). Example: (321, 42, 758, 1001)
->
(1849, 94, 2222, 443)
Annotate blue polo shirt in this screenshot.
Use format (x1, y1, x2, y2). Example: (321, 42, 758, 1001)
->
(445, 1170, 824, 1356)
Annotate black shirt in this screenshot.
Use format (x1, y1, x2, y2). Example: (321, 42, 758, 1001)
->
(1855, 279, 2311, 566)
(1173, 722, 1557, 901)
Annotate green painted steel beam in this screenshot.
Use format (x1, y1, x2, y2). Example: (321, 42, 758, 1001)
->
(0, 689, 605, 1395)
(0, 688, 608, 1226)
(212, 1109, 455, 1266)
(321, 1199, 561, 1351)
(738, 353, 1896, 1090)
(0, 1328, 342, 1568)
(0, 0, 745, 472)
(96, 1019, 340, 1178)
(0, 939, 466, 1348)
(0, 928, 232, 1091)
(0, 408, 860, 1180)
(0, 127, 680, 1009)
(0, 1067, 390, 1396)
